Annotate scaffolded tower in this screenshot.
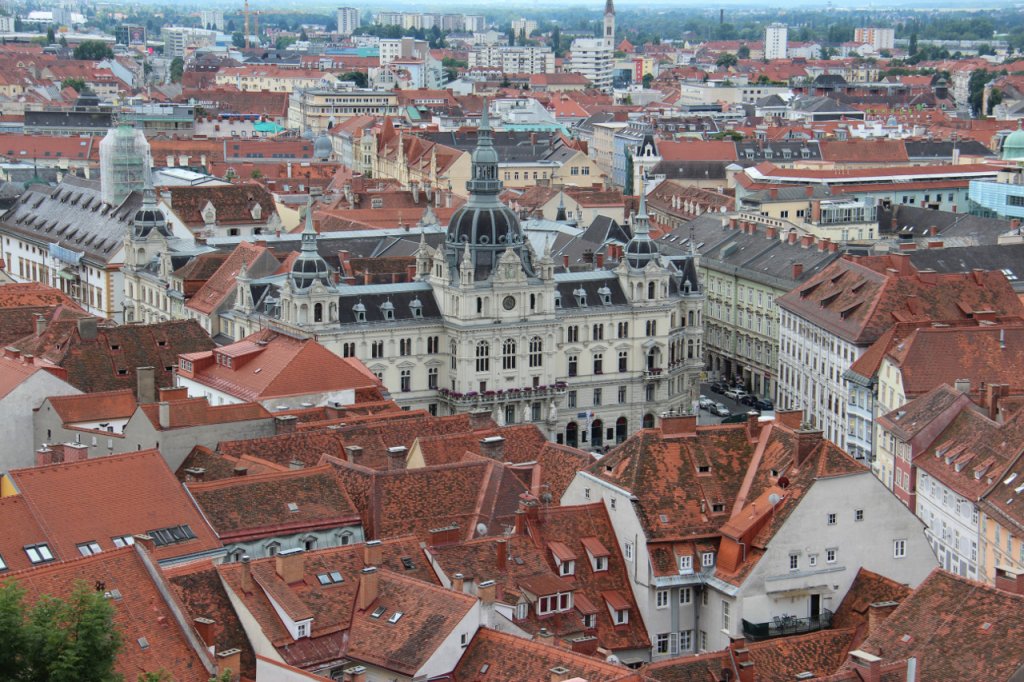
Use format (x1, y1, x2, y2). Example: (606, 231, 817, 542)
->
(99, 124, 152, 206)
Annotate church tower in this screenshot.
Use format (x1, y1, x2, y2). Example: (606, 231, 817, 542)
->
(603, 0, 615, 46)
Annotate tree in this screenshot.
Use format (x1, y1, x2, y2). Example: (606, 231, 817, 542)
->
(737, 45, 750, 60)
(716, 52, 738, 69)
(47, 26, 55, 44)
(551, 26, 561, 55)
(0, 579, 122, 681)
(251, 168, 263, 179)
(339, 71, 368, 88)
(169, 57, 184, 83)
(642, 72, 654, 88)
(275, 36, 297, 51)
(299, 28, 308, 41)
(59, 34, 68, 47)
(232, 32, 245, 49)
(73, 40, 113, 60)
(61, 77, 86, 92)
(623, 152, 634, 195)
(909, 32, 918, 55)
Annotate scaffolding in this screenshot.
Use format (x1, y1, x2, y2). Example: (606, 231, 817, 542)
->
(99, 124, 152, 206)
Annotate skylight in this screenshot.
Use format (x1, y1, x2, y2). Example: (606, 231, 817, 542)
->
(388, 611, 404, 624)
(371, 606, 387, 619)
(317, 572, 344, 585)
(1004, 473, 1018, 485)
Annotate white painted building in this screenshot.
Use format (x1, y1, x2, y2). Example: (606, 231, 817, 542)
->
(336, 7, 359, 36)
(765, 23, 788, 61)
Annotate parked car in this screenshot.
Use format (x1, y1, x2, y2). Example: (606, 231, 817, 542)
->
(725, 388, 748, 400)
(713, 403, 731, 417)
(709, 382, 726, 395)
(721, 412, 755, 424)
(739, 395, 758, 407)
(698, 395, 715, 410)
(756, 398, 774, 411)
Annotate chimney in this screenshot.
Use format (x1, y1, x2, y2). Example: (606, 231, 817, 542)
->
(563, 254, 570, 268)
(275, 548, 305, 584)
(61, 442, 89, 462)
(452, 573, 465, 593)
(76, 317, 98, 341)
(536, 627, 554, 645)
(848, 650, 882, 682)
(569, 635, 598, 655)
(769, 187, 778, 199)
(954, 378, 971, 395)
(660, 414, 696, 436)
(275, 415, 298, 433)
(429, 524, 461, 547)
(995, 566, 1024, 595)
(158, 386, 188, 401)
(34, 313, 47, 336)
(795, 425, 823, 466)
(549, 666, 571, 682)
(233, 465, 248, 477)
(787, 230, 798, 245)
(729, 635, 754, 682)
(215, 648, 241, 682)
(805, 185, 814, 197)
(766, 225, 778, 239)
(343, 666, 367, 682)
(792, 262, 804, 280)
(867, 601, 899, 637)
(514, 509, 527, 536)
(746, 411, 761, 441)
(818, 237, 829, 252)
(596, 252, 605, 268)
(729, 217, 738, 230)
(495, 539, 507, 572)
(136, 366, 156, 405)
(387, 445, 407, 470)
(363, 539, 382, 567)
(344, 445, 364, 464)
(800, 234, 814, 249)
(358, 567, 379, 611)
(193, 617, 216, 650)
(158, 401, 172, 429)
(468, 408, 492, 430)
(3, 346, 19, 360)
(478, 579, 496, 605)
(811, 200, 821, 223)
(134, 534, 156, 555)
(479, 435, 505, 461)
(35, 444, 55, 466)
(985, 383, 1009, 421)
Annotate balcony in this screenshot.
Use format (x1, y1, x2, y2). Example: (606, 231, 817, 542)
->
(436, 382, 568, 407)
(642, 368, 664, 380)
(742, 609, 833, 641)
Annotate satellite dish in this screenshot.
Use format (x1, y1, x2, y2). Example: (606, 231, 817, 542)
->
(769, 493, 782, 506)
(476, 523, 488, 536)
(606, 654, 620, 664)
(778, 476, 790, 489)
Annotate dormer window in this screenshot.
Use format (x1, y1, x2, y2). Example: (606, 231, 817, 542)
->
(353, 302, 366, 323)
(371, 197, 383, 208)
(380, 300, 395, 321)
(410, 297, 423, 318)
(598, 285, 612, 305)
(554, 292, 561, 308)
(574, 288, 587, 307)
(559, 560, 575, 576)
(679, 555, 693, 574)
(702, 552, 715, 568)
(537, 592, 573, 615)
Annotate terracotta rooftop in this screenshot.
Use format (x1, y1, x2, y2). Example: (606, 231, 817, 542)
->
(177, 330, 379, 403)
(831, 567, 913, 646)
(0, 495, 57, 572)
(847, 569, 1024, 681)
(5, 450, 221, 562)
(139, 397, 272, 430)
(777, 256, 1024, 345)
(13, 318, 215, 398)
(186, 465, 360, 543)
(185, 241, 279, 316)
(44, 388, 136, 424)
(167, 182, 277, 228)
(0, 349, 66, 401)
(2, 547, 214, 681)
(454, 627, 640, 682)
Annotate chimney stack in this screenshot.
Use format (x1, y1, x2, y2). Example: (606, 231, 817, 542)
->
(995, 566, 1024, 595)
(136, 366, 156, 405)
(387, 445, 407, 470)
(795, 424, 823, 466)
(495, 539, 507, 572)
(215, 648, 241, 682)
(275, 415, 298, 433)
(848, 651, 882, 682)
(275, 548, 305, 584)
(343, 666, 367, 682)
(867, 601, 899, 637)
(452, 573, 465, 593)
(954, 378, 971, 395)
(239, 555, 253, 593)
(76, 317, 98, 341)
(364, 539, 382, 567)
(358, 567, 379, 611)
(479, 435, 505, 461)
(158, 402, 172, 429)
(134, 534, 156, 555)
(469, 408, 493, 430)
(792, 262, 804, 280)
(193, 617, 216, 650)
(344, 445, 364, 464)
(478, 579, 496, 605)
(549, 666, 571, 682)
(34, 313, 47, 336)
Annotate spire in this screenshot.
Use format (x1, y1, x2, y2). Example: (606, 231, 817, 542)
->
(634, 191, 650, 236)
(480, 97, 490, 133)
(605, 0, 615, 15)
(301, 195, 317, 251)
(555, 192, 567, 222)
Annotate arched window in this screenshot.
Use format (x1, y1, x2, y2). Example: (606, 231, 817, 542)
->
(502, 338, 517, 370)
(648, 282, 656, 299)
(687, 339, 695, 359)
(451, 341, 458, 370)
(529, 337, 543, 367)
(476, 341, 490, 372)
(314, 302, 323, 322)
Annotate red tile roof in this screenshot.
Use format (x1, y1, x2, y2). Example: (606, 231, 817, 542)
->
(832, 567, 913, 646)
(186, 465, 359, 543)
(0, 495, 58, 572)
(177, 330, 379, 402)
(139, 397, 271, 430)
(2, 547, 214, 681)
(454, 628, 640, 682)
(6, 450, 221, 562)
(167, 183, 277, 228)
(45, 388, 136, 423)
(0, 350, 66, 400)
(185, 242, 278, 316)
(778, 256, 1024, 345)
(846, 569, 1024, 681)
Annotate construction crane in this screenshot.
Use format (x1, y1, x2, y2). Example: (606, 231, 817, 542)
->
(254, 11, 260, 47)
(243, 0, 250, 49)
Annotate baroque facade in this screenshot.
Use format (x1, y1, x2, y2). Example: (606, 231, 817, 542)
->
(122, 109, 704, 447)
